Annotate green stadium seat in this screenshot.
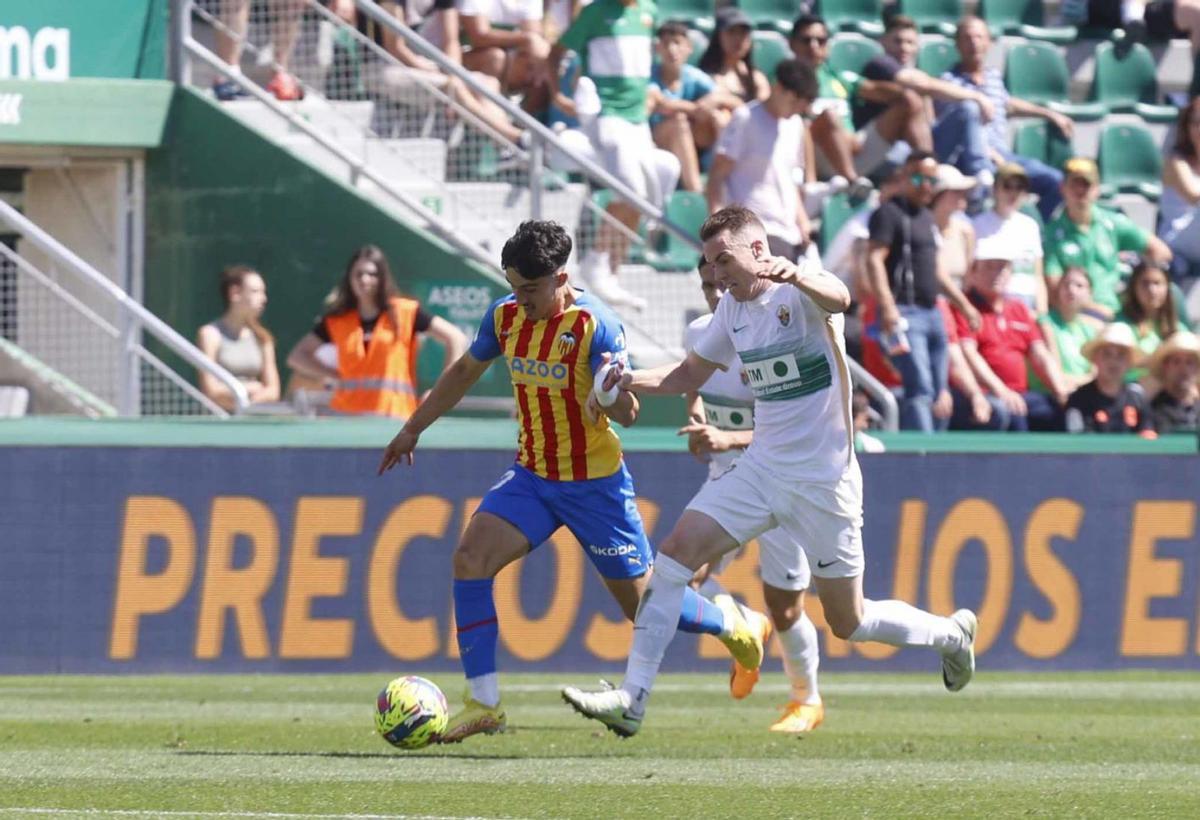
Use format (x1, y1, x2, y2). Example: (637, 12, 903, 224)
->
(896, 0, 961, 36)
(649, 190, 708, 271)
(827, 33, 883, 76)
(977, 0, 1077, 44)
(917, 38, 959, 78)
(1003, 40, 1106, 120)
(1089, 41, 1178, 123)
(816, 0, 884, 37)
(751, 31, 794, 82)
(1012, 121, 1074, 172)
(1097, 123, 1163, 200)
(658, 0, 716, 33)
(818, 191, 866, 254)
(737, 0, 803, 35)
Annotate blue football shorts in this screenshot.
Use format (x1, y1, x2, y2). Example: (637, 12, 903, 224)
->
(476, 462, 652, 579)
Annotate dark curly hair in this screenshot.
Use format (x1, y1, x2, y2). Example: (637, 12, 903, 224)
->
(500, 220, 573, 279)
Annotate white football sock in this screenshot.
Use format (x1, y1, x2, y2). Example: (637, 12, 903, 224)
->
(696, 576, 726, 600)
(467, 672, 500, 708)
(848, 599, 962, 653)
(778, 611, 821, 705)
(621, 554, 693, 707)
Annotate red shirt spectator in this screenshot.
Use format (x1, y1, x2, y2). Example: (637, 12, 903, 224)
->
(953, 292, 1040, 392)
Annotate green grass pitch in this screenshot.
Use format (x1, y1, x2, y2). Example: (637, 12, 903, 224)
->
(1, 671, 1198, 819)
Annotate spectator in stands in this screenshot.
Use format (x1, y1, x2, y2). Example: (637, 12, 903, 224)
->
(460, 0, 551, 109)
(706, 59, 818, 262)
(953, 239, 1071, 431)
(930, 165, 977, 290)
(1148, 330, 1200, 432)
(1043, 157, 1173, 317)
(1115, 260, 1181, 388)
(650, 22, 739, 193)
(1160, 96, 1200, 279)
(1064, 323, 1154, 435)
(368, 0, 527, 144)
(866, 150, 979, 431)
(1034, 266, 1102, 396)
(213, 0, 306, 101)
(934, 16, 1073, 221)
(197, 265, 281, 412)
(853, 389, 886, 452)
(971, 163, 1047, 314)
(787, 14, 890, 191)
(854, 16, 993, 163)
(1073, 0, 1200, 54)
(287, 245, 467, 418)
(699, 8, 770, 106)
(548, 0, 665, 311)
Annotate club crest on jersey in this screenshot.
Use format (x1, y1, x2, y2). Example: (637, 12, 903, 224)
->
(739, 369, 750, 386)
(557, 331, 577, 356)
(777, 305, 791, 327)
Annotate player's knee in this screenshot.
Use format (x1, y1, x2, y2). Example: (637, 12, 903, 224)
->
(764, 587, 803, 631)
(452, 541, 493, 579)
(826, 611, 861, 640)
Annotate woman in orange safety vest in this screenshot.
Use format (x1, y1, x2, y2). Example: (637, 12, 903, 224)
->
(287, 245, 467, 418)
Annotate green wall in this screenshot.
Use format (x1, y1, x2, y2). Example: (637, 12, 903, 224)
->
(143, 87, 683, 422)
(0, 0, 167, 79)
(144, 86, 513, 398)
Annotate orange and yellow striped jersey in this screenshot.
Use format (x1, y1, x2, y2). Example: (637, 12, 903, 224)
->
(469, 291, 627, 481)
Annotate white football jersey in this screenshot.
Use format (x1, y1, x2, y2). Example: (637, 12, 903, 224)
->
(685, 314, 755, 479)
(692, 279, 855, 484)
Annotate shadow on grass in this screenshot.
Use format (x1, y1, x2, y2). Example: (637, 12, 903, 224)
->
(174, 745, 634, 761)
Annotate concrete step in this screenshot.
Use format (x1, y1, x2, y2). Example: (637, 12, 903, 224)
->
(364, 138, 447, 185)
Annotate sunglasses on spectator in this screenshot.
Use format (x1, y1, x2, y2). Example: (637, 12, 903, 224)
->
(794, 35, 829, 45)
(910, 174, 937, 186)
(999, 179, 1027, 191)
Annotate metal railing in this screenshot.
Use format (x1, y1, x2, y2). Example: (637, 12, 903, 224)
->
(0, 199, 248, 417)
(176, 0, 897, 426)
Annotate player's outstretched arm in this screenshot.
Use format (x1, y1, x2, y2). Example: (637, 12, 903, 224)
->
(378, 352, 491, 474)
(758, 257, 851, 314)
(619, 350, 721, 396)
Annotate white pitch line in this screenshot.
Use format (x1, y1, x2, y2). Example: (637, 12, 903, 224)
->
(0, 810, 521, 820)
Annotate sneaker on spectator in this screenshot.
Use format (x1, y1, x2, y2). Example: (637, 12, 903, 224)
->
(266, 71, 304, 101)
(580, 257, 646, 312)
(848, 176, 875, 203)
(212, 80, 250, 102)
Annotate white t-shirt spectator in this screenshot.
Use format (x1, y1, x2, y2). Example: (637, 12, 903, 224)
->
(715, 101, 807, 246)
(971, 209, 1043, 310)
(459, 0, 543, 26)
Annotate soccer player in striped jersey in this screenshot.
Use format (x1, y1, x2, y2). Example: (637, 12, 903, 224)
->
(378, 220, 769, 744)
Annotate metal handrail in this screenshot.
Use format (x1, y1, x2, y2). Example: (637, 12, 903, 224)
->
(181, 36, 507, 277)
(350, 0, 701, 250)
(0, 199, 250, 415)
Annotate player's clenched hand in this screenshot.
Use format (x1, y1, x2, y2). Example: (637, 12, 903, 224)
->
(378, 429, 419, 474)
(756, 256, 807, 285)
(677, 422, 727, 459)
(584, 391, 607, 424)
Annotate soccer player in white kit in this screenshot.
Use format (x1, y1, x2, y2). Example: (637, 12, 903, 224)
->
(681, 256, 824, 733)
(563, 205, 978, 737)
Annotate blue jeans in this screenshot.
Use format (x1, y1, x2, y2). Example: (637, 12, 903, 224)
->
(933, 100, 1064, 222)
(933, 100, 991, 179)
(951, 389, 1062, 431)
(885, 304, 948, 432)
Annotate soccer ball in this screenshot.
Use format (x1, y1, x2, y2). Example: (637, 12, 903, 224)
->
(374, 675, 449, 750)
